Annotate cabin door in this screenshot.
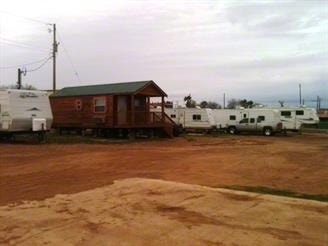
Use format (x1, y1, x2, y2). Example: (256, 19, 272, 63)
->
(117, 96, 128, 125)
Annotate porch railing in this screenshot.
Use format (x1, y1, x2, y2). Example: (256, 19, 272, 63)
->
(116, 111, 171, 126)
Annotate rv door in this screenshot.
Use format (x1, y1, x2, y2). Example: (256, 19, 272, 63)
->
(1, 115, 11, 130)
(178, 110, 185, 128)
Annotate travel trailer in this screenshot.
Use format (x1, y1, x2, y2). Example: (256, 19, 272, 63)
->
(152, 107, 216, 133)
(273, 106, 319, 131)
(212, 109, 241, 130)
(212, 108, 283, 136)
(0, 89, 53, 140)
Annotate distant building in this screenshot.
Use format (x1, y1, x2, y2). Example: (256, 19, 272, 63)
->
(318, 108, 328, 121)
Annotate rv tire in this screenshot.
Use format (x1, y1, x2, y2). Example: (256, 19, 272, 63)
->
(263, 127, 273, 136)
(228, 126, 237, 135)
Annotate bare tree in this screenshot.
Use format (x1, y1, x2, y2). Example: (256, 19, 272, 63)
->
(184, 94, 196, 108)
(199, 101, 208, 108)
(227, 99, 240, 109)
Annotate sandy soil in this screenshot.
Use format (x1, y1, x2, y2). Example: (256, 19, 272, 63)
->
(1, 133, 327, 205)
(0, 133, 327, 245)
(1, 178, 327, 246)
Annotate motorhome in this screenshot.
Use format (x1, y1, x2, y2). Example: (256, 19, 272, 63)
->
(0, 89, 53, 139)
(212, 108, 283, 136)
(273, 106, 319, 131)
(153, 107, 216, 133)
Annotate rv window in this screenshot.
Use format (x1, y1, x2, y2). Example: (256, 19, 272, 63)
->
(192, 114, 201, 121)
(94, 97, 106, 113)
(250, 118, 255, 123)
(229, 115, 236, 120)
(75, 99, 83, 111)
(281, 111, 291, 117)
(170, 114, 176, 118)
(296, 110, 304, 115)
(257, 116, 265, 122)
(239, 118, 248, 124)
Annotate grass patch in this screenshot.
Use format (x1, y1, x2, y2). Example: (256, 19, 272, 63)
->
(46, 134, 108, 144)
(222, 185, 328, 202)
(45, 132, 168, 145)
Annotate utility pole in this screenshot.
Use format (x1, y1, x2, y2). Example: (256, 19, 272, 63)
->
(299, 83, 302, 106)
(223, 93, 225, 109)
(52, 23, 59, 93)
(17, 68, 22, 89)
(317, 96, 321, 110)
(17, 68, 26, 89)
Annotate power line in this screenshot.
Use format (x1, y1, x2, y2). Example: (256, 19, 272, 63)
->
(57, 31, 81, 83)
(26, 56, 52, 72)
(0, 56, 52, 69)
(0, 10, 51, 26)
(0, 37, 50, 52)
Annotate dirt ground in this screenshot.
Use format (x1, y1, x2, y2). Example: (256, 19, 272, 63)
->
(1, 178, 327, 246)
(0, 133, 328, 245)
(1, 133, 327, 205)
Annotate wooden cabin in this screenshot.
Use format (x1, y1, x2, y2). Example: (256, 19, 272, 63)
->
(50, 80, 175, 138)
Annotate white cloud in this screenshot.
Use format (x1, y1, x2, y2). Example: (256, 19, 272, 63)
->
(0, 0, 327, 106)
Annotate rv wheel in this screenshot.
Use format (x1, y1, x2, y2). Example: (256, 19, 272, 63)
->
(228, 126, 236, 135)
(263, 127, 272, 136)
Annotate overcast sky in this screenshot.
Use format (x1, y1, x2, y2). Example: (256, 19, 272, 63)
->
(0, 0, 327, 106)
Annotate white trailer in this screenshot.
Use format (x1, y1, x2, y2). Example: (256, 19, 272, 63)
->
(212, 108, 283, 136)
(0, 89, 53, 140)
(152, 107, 216, 133)
(272, 107, 319, 131)
(212, 109, 242, 129)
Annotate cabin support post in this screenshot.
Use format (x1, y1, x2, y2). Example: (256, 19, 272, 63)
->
(131, 95, 135, 125)
(161, 96, 165, 123)
(146, 97, 150, 124)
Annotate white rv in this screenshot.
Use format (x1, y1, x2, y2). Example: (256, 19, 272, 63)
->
(273, 107, 319, 131)
(153, 107, 217, 133)
(212, 109, 242, 129)
(212, 108, 283, 136)
(0, 89, 53, 138)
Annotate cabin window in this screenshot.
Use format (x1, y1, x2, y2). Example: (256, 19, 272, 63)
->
(243, 114, 247, 118)
(296, 110, 304, 116)
(250, 118, 255, 123)
(134, 97, 142, 109)
(257, 116, 265, 122)
(229, 115, 236, 120)
(281, 111, 291, 117)
(192, 114, 201, 121)
(170, 114, 176, 118)
(94, 97, 106, 113)
(239, 118, 248, 124)
(75, 99, 83, 111)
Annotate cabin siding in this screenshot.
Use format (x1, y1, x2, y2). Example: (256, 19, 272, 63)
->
(50, 95, 114, 128)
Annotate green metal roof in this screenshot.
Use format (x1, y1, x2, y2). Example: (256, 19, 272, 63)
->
(51, 80, 163, 97)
